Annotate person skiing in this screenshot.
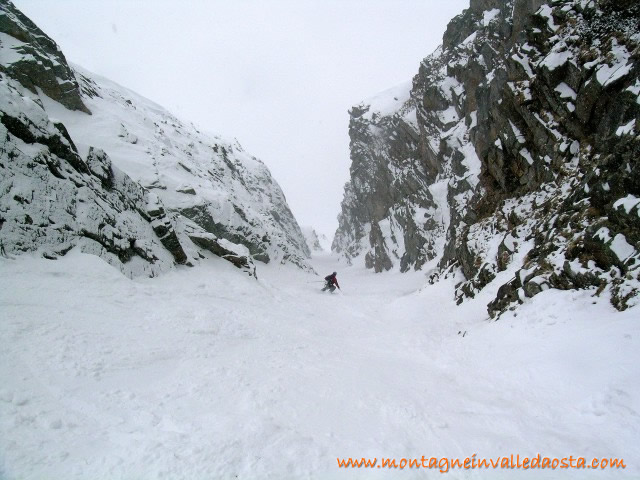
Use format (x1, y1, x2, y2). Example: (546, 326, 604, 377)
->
(322, 271, 340, 293)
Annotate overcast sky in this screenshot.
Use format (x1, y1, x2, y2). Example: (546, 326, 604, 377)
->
(14, 0, 469, 239)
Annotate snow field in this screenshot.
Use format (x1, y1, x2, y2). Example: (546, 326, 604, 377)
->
(0, 251, 638, 479)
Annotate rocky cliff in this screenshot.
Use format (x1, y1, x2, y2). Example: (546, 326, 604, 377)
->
(0, 1, 310, 276)
(0, 75, 189, 277)
(332, 82, 443, 272)
(334, 0, 639, 314)
(0, 2, 89, 113)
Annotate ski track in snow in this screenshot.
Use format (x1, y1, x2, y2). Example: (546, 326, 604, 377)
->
(0, 251, 638, 479)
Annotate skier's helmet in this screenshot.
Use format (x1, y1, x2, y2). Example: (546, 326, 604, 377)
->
(333, 272, 337, 275)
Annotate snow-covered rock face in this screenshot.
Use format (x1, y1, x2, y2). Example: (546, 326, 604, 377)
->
(57, 66, 310, 269)
(0, 1, 310, 276)
(334, 0, 640, 314)
(0, 76, 187, 277)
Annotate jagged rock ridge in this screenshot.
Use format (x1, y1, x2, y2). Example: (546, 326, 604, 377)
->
(334, 0, 640, 314)
(0, 1, 310, 276)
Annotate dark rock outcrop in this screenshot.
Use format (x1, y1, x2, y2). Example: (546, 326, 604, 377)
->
(332, 83, 443, 272)
(0, 1, 90, 113)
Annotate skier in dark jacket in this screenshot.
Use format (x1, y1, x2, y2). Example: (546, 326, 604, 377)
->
(322, 272, 340, 293)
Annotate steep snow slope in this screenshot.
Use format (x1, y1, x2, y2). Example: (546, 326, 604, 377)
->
(1, 252, 638, 479)
(42, 65, 310, 269)
(334, 0, 640, 315)
(0, 0, 310, 275)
